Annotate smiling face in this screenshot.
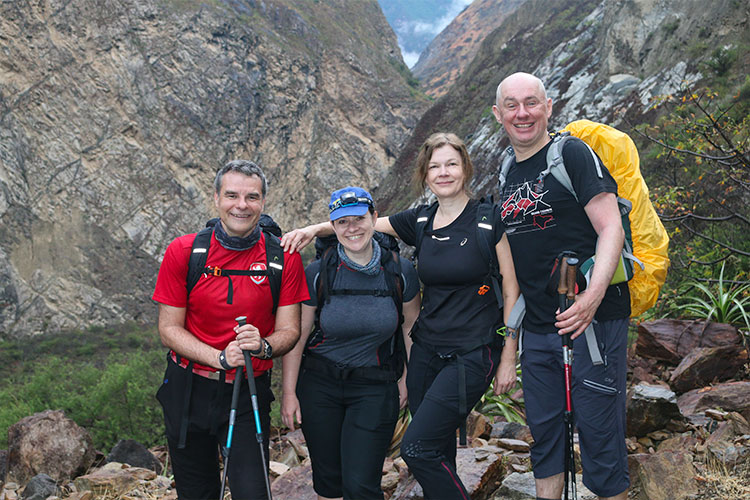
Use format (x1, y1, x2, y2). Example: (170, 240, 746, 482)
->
(331, 211, 377, 258)
(425, 144, 467, 200)
(214, 171, 265, 238)
(493, 73, 553, 160)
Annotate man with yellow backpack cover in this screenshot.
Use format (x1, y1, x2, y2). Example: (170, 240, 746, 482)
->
(493, 72, 669, 500)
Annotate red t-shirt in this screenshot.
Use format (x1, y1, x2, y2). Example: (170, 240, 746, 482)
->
(152, 231, 309, 376)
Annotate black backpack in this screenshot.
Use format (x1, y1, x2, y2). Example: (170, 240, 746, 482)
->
(186, 215, 285, 314)
(305, 232, 406, 381)
(414, 198, 503, 308)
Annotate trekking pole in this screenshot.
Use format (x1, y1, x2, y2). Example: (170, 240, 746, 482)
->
(557, 255, 579, 500)
(238, 316, 273, 500)
(219, 319, 244, 500)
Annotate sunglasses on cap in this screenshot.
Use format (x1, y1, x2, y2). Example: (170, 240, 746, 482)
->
(329, 192, 374, 213)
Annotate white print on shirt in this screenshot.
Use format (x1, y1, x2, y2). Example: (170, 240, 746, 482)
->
(250, 262, 268, 284)
(501, 181, 555, 234)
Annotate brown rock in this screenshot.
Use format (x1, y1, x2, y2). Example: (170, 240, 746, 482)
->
(270, 463, 316, 500)
(489, 421, 533, 444)
(268, 461, 289, 479)
(668, 345, 748, 393)
(465, 411, 492, 441)
(705, 414, 750, 467)
(6, 410, 95, 485)
(630, 450, 698, 500)
(657, 433, 699, 453)
(73, 463, 156, 497)
(636, 320, 739, 364)
(282, 429, 309, 461)
(495, 438, 530, 453)
(677, 381, 750, 421)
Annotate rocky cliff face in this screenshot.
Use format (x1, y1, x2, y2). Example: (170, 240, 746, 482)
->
(412, 0, 525, 98)
(0, 0, 428, 337)
(376, 0, 748, 209)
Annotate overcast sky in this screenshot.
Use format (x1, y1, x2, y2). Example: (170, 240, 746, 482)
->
(381, 0, 474, 68)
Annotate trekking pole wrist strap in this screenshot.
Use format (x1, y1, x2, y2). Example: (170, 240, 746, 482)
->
(218, 349, 235, 370)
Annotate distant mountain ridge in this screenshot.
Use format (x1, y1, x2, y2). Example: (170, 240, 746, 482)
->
(412, 0, 525, 98)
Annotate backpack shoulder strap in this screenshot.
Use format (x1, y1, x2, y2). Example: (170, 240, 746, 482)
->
(414, 201, 439, 257)
(186, 221, 217, 296)
(497, 145, 517, 192)
(546, 134, 604, 203)
(475, 197, 496, 266)
(263, 230, 285, 315)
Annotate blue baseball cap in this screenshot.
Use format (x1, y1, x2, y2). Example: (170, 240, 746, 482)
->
(328, 186, 374, 221)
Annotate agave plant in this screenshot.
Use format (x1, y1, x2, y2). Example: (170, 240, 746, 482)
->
(677, 262, 750, 334)
(476, 361, 526, 424)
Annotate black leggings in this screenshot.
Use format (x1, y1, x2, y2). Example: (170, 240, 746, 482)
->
(402, 341, 500, 500)
(298, 367, 399, 499)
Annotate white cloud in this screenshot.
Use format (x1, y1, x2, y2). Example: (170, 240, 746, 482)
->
(395, 0, 473, 38)
(402, 50, 421, 68)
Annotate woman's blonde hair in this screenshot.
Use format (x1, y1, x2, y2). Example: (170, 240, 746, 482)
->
(413, 132, 473, 196)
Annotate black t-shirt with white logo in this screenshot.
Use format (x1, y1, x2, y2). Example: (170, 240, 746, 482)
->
(390, 199, 504, 349)
(499, 139, 630, 332)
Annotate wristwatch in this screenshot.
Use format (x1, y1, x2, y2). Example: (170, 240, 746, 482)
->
(259, 338, 273, 360)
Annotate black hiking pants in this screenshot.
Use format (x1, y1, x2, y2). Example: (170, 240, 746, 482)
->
(401, 341, 501, 499)
(156, 357, 273, 500)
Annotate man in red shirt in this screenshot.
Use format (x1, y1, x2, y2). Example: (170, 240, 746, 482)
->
(153, 160, 309, 499)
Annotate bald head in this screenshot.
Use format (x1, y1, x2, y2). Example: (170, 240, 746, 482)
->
(496, 72, 547, 106)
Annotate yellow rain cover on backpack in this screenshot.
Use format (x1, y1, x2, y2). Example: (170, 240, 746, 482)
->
(561, 120, 670, 317)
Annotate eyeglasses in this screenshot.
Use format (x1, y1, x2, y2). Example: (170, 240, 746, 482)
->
(329, 192, 374, 213)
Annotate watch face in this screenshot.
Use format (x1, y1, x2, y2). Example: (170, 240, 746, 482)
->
(263, 339, 272, 359)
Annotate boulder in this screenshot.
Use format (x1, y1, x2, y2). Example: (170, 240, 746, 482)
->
(390, 447, 505, 500)
(6, 411, 96, 485)
(636, 320, 739, 364)
(626, 384, 683, 437)
(668, 345, 748, 393)
(493, 471, 595, 499)
(19, 473, 57, 500)
(270, 462, 315, 500)
(73, 462, 156, 497)
(677, 381, 750, 422)
(629, 451, 698, 500)
(105, 439, 162, 474)
(705, 412, 750, 468)
(490, 422, 533, 444)
(465, 411, 492, 441)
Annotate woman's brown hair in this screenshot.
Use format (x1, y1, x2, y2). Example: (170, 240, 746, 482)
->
(413, 132, 474, 196)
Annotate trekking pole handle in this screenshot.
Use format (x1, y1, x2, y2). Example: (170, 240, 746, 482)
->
(235, 316, 247, 327)
(565, 257, 579, 303)
(557, 258, 568, 312)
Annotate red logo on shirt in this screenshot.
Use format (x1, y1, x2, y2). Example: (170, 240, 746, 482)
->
(250, 262, 267, 284)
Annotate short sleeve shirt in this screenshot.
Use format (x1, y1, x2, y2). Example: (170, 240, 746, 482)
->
(499, 139, 630, 332)
(389, 199, 505, 349)
(303, 253, 419, 367)
(152, 230, 309, 375)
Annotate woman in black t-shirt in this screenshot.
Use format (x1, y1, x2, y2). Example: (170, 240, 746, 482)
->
(282, 133, 520, 500)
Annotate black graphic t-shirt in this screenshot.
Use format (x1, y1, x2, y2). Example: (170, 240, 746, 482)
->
(389, 199, 505, 349)
(500, 138, 630, 332)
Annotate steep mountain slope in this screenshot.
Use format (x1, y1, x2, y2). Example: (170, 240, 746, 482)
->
(0, 0, 428, 336)
(412, 0, 525, 98)
(376, 0, 749, 210)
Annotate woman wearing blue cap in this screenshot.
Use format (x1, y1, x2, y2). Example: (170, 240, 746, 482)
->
(282, 133, 520, 500)
(281, 186, 421, 500)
